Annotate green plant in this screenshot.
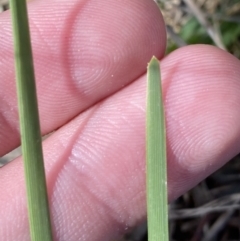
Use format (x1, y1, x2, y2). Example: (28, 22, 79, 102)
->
(9, 0, 53, 240)
(146, 57, 169, 241)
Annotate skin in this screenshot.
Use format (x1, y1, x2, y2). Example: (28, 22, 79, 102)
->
(0, 0, 240, 240)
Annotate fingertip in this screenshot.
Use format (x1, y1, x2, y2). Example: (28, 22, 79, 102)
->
(161, 45, 240, 199)
(0, 0, 166, 156)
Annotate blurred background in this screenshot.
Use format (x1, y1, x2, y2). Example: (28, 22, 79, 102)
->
(1, 0, 240, 240)
(158, 0, 240, 58)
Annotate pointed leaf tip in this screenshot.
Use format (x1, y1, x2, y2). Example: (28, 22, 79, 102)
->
(148, 56, 159, 69)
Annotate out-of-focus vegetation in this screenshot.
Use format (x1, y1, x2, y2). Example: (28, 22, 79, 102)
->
(158, 0, 240, 58)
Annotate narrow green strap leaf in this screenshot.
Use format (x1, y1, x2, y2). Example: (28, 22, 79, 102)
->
(9, 1, 53, 240)
(146, 57, 169, 241)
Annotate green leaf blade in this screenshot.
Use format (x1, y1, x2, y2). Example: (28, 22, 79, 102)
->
(9, 0, 53, 240)
(146, 57, 169, 241)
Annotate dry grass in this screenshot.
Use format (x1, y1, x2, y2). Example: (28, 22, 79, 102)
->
(158, 0, 240, 57)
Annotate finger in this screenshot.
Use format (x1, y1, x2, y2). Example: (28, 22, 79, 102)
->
(162, 45, 240, 199)
(1, 45, 239, 240)
(0, 0, 166, 155)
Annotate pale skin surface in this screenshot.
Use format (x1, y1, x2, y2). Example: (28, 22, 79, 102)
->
(0, 0, 240, 240)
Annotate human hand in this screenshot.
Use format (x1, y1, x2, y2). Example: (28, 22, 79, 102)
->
(0, 0, 240, 240)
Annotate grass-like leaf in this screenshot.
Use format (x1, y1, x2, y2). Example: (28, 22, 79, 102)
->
(146, 57, 169, 240)
(9, 0, 53, 240)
